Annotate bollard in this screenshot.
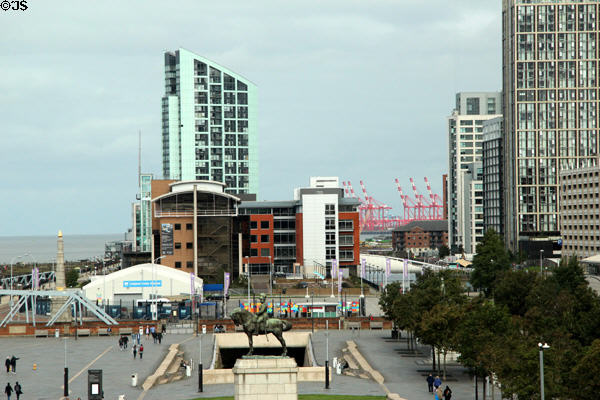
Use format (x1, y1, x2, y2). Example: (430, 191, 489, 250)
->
(198, 363, 203, 392)
(64, 367, 69, 397)
(325, 360, 330, 389)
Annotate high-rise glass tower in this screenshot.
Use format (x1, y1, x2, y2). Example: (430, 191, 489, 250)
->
(162, 48, 258, 195)
(502, 1, 599, 253)
(448, 92, 502, 254)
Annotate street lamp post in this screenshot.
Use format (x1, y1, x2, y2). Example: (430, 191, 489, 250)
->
(152, 256, 166, 320)
(268, 255, 272, 296)
(9, 255, 23, 308)
(539, 343, 550, 400)
(540, 250, 544, 278)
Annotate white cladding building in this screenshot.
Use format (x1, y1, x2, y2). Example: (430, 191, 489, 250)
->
(82, 263, 203, 305)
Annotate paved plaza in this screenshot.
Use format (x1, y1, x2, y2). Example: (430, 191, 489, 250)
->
(0, 329, 487, 400)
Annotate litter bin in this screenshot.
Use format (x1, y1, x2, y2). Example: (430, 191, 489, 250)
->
(186, 365, 191, 377)
(55, 329, 60, 338)
(131, 373, 138, 387)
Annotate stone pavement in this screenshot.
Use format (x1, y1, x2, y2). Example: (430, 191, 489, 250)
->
(0, 329, 485, 400)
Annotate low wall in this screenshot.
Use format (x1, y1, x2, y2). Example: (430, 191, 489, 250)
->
(0, 320, 158, 337)
(195, 316, 391, 332)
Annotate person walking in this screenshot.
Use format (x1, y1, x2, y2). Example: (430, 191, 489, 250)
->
(4, 359, 9, 374)
(123, 335, 128, 349)
(9, 357, 18, 374)
(443, 385, 452, 400)
(132, 344, 137, 359)
(434, 386, 443, 400)
(139, 344, 144, 360)
(157, 332, 162, 344)
(13, 382, 21, 400)
(433, 375, 442, 390)
(4, 382, 12, 400)
(426, 373, 434, 392)
(145, 326, 149, 338)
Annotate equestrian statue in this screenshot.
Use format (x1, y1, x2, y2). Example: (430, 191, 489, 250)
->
(230, 293, 292, 356)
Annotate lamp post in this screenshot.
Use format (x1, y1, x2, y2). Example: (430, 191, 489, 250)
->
(152, 256, 166, 320)
(540, 250, 544, 278)
(245, 257, 251, 308)
(9, 255, 23, 308)
(539, 342, 550, 400)
(268, 255, 272, 296)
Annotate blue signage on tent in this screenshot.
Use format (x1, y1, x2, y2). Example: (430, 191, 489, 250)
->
(123, 280, 162, 288)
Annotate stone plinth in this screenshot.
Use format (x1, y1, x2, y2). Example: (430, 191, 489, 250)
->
(233, 357, 298, 400)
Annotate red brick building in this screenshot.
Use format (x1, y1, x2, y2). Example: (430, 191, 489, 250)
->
(392, 220, 448, 256)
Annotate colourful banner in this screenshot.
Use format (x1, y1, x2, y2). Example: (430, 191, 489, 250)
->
(385, 258, 391, 277)
(338, 269, 342, 293)
(361, 258, 366, 278)
(332, 259, 338, 279)
(190, 272, 195, 296)
(403, 259, 408, 278)
(224, 272, 230, 297)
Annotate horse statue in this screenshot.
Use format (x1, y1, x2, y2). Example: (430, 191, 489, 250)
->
(230, 308, 292, 356)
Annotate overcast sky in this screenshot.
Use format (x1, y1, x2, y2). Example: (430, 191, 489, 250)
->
(0, 0, 502, 236)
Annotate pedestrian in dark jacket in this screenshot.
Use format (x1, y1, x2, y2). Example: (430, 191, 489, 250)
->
(426, 373, 434, 392)
(13, 382, 21, 400)
(4, 382, 12, 400)
(4, 359, 9, 374)
(443, 385, 452, 400)
(9, 357, 18, 374)
(132, 344, 137, 359)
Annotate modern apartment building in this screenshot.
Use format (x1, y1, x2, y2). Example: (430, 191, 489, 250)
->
(239, 177, 360, 276)
(502, 1, 600, 255)
(162, 48, 258, 196)
(483, 117, 504, 236)
(448, 92, 502, 253)
(559, 163, 600, 259)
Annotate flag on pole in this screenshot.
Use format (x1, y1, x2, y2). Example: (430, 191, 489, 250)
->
(338, 269, 342, 293)
(403, 259, 408, 278)
(385, 258, 391, 277)
(332, 259, 338, 279)
(224, 272, 230, 297)
(190, 272, 195, 296)
(360, 258, 366, 278)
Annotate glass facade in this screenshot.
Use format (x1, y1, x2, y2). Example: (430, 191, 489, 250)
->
(162, 49, 258, 196)
(503, 1, 600, 249)
(448, 92, 502, 253)
(483, 118, 504, 235)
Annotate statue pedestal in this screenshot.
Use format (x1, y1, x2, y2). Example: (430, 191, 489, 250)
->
(233, 357, 298, 400)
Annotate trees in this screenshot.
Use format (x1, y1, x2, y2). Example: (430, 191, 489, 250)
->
(438, 245, 450, 259)
(470, 229, 511, 297)
(65, 268, 79, 288)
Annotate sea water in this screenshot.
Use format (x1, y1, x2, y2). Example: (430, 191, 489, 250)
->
(0, 233, 124, 264)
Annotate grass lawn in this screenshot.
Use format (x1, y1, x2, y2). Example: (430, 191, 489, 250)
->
(189, 396, 386, 400)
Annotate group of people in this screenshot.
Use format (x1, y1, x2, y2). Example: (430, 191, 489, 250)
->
(426, 374, 452, 400)
(4, 357, 18, 375)
(132, 344, 144, 359)
(4, 382, 22, 400)
(4, 357, 22, 400)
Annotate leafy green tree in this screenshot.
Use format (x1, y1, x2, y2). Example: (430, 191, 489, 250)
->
(493, 269, 537, 316)
(570, 340, 600, 399)
(65, 268, 79, 288)
(438, 245, 450, 258)
(419, 302, 463, 379)
(470, 228, 511, 297)
(453, 297, 511, 397)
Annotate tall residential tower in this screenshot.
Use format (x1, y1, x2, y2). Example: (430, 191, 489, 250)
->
(448, 92, 502, 254)
(162, 48, 258, 196)
(503, 0, 600, 255)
